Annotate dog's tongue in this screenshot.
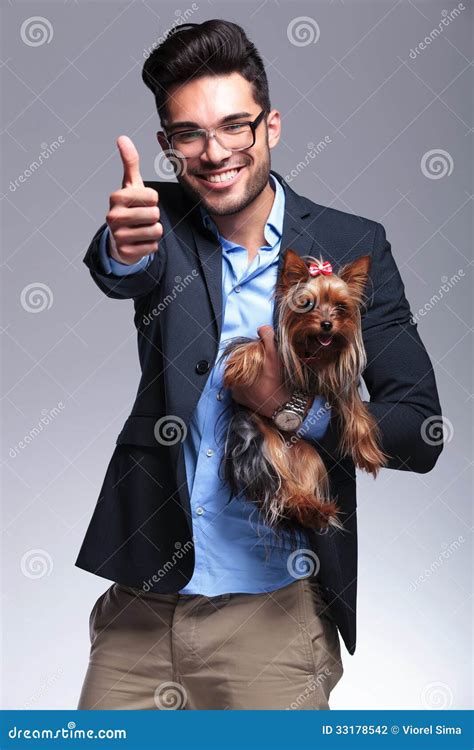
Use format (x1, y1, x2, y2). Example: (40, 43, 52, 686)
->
(301, 335, 334, 362)
(317, 335, 333, 347)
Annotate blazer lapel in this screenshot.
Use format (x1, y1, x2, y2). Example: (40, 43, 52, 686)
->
(270, 171, 317, 330)
(185, 200, 224, 343)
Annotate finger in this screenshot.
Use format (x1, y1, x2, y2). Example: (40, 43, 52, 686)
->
(117, 135, 145, 189)
(110, 186, 159, 209)
(117, 242, 160, 260)
(256, 325, 277, 353)
(107, 205, 160, 228)
(114, 223, 162, 244)
(256, 325, 275, 340)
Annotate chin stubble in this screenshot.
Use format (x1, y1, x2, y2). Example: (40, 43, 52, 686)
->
(178, 160, 270, 217)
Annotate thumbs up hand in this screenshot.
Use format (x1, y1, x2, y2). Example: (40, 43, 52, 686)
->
(105, 135, 162, 265)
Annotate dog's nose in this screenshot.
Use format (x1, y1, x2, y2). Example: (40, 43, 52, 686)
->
(320, 320, 333, 332)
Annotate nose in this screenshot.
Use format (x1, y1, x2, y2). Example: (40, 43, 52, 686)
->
(320, 320, 333, 332)
(202, 135, 233, 162)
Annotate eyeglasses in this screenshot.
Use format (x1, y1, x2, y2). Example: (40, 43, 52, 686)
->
(162, 110, 267, 158)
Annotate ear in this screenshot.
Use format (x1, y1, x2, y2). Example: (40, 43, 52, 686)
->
(279, 248, 311, 290)
(157, 131, 169, 152)
(338, 254, 371, 304)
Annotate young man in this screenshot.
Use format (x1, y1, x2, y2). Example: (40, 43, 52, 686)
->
(76, 20, 442, 710)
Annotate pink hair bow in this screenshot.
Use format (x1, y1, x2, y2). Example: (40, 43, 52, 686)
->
(308, 260, 333, 277)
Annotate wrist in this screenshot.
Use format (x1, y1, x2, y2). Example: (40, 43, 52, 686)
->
(257, 387, 291, 417)
(107, 231, 123, 263)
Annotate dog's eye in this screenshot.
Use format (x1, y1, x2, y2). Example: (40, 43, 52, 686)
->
(336, 302, 348, 315)
(295, 295, 315, 312)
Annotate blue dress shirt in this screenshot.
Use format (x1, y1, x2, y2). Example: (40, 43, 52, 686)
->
(98, 175, 331, 594)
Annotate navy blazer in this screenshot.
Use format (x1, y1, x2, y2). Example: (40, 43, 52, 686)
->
(75, 170, 443, 655)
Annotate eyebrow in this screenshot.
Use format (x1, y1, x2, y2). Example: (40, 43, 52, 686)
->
(165, 111, 253, 133)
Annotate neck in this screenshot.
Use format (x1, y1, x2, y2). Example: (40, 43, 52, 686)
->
(209, 179, 276, 254)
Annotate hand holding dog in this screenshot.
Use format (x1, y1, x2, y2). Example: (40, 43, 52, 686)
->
(230, 325, 297, 418)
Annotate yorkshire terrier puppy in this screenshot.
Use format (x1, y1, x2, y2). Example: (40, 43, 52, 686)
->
(220, 248, 387, 535)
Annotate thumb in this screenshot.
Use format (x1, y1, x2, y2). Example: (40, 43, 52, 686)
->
(256, 325, 277, 355)
(117, 135, 144, 188)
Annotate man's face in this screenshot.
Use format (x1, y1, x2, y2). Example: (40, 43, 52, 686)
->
(157, 73, 281, 216)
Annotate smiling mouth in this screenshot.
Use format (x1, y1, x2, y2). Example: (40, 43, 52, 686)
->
(195, 166, 245, 184)
(301, 335, 334, 359)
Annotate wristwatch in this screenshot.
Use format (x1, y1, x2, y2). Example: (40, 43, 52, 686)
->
(271, 389, 311, 431)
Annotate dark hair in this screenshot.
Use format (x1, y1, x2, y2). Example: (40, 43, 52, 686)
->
(142, 19, 271, 126)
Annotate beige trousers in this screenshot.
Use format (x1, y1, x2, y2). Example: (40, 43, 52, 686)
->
(77, 577, 343, 710)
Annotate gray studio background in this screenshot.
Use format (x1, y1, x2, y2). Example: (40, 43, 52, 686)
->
(1, 0, 472, 710)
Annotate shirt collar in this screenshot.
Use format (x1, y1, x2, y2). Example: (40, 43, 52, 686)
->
(199, 172, 284, 250)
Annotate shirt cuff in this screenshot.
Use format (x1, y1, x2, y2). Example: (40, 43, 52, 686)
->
(296, 395, 331, 442)
(98, 225, 152, 276)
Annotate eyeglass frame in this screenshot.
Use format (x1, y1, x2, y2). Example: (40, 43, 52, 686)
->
(161, 109, 268, 158)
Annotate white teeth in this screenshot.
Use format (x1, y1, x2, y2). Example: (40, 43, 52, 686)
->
(201, 169, 239, 183)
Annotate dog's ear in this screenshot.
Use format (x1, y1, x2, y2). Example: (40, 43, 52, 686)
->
(280, 248, 311, 289)
(339, 255, 371, 304)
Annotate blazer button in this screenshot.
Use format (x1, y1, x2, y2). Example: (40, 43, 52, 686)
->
(195, 359, 210, 374)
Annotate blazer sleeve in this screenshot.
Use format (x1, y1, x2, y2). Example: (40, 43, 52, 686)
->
(320, 222, 443, 475)
(83, 222, 166, 300)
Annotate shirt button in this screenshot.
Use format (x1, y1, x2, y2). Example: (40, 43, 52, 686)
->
(206, 448, 214, 456)
(196, 506, 205, 515)
(234, 285, 241, 293)
(216, 389, 223, 401)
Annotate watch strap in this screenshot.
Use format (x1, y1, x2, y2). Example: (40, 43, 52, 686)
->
(271, 389, 311, 421)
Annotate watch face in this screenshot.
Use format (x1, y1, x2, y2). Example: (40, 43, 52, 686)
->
(275, 410, 301, 431)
